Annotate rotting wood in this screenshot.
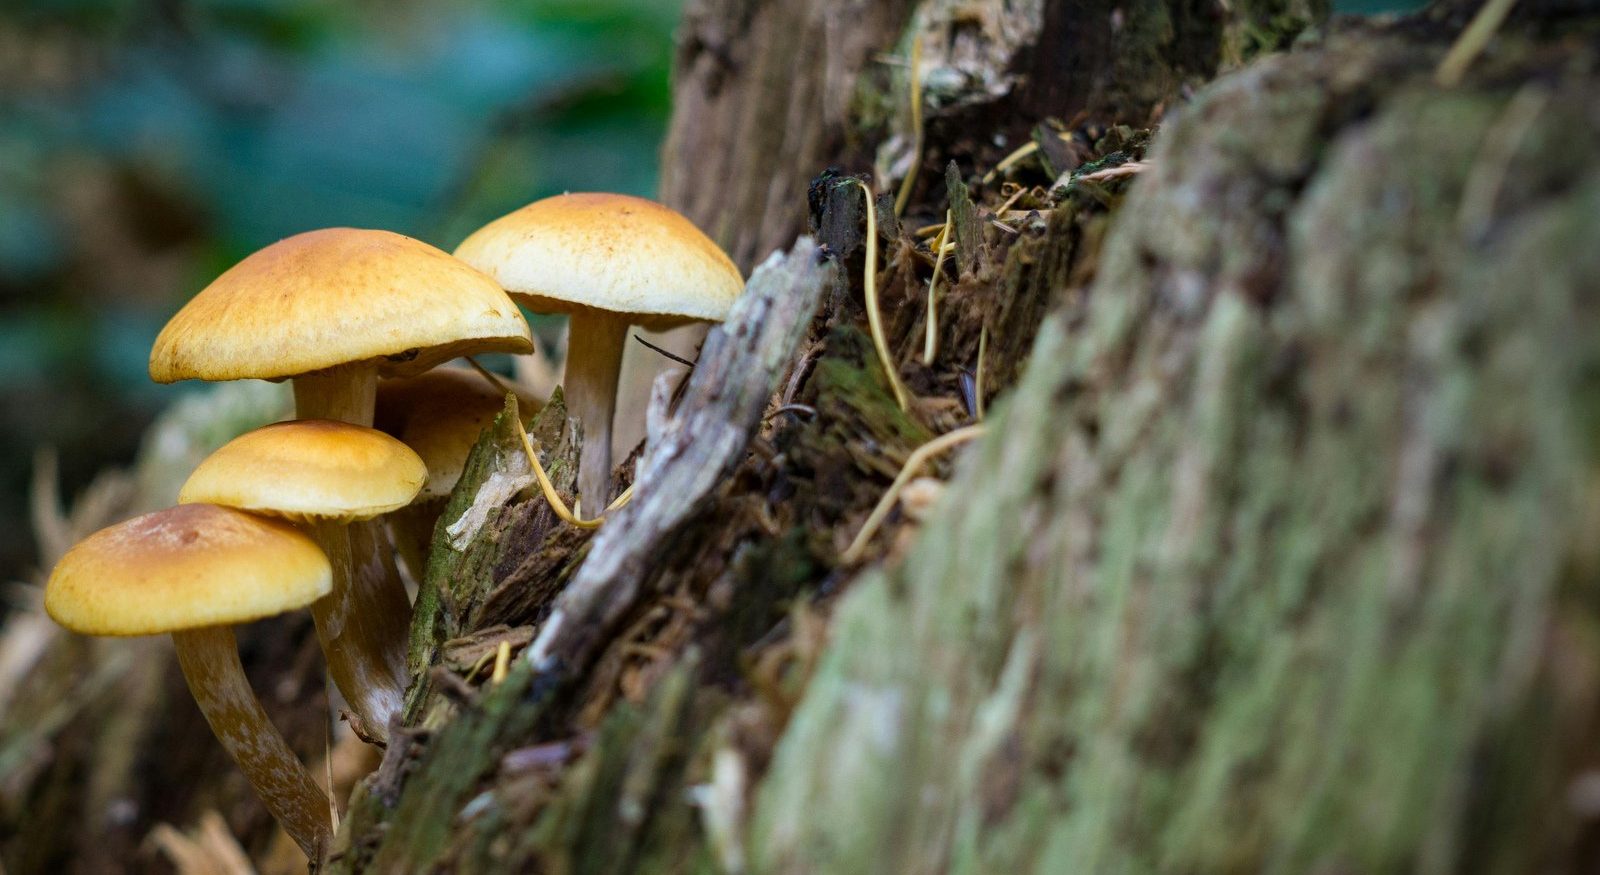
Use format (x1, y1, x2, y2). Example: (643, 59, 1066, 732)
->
(660, 0, 1319, 274)
(752, 22, 1600, 874)
(527, 239, 833, 677)
(402, 389, 582, 724)
(328, 241, 831, 872)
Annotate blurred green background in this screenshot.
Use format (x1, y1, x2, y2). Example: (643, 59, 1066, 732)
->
(0, 0, 682, 581)
(0, 0, 1427, 584)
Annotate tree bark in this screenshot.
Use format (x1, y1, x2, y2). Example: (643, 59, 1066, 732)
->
(756, 20, 1600, 873)
(15, 1, 1600, 873)
(660, 0, 1322, 272)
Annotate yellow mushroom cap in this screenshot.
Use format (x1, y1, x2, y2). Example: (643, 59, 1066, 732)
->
(45, 504, 331, 637)
(375, 369, 540, 501)
(149, 228, 534, 384)
(452, 193, 744, 327)
(179, 419, 427, 522)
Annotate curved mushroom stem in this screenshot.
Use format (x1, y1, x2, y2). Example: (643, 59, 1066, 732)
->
(172, 626, 331, 862)
(564, 309, 628, 517)
(306, 518, 408, 734)
(293, 362, 410, 737)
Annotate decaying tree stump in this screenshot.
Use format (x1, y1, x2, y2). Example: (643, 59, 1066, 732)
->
(756, 19, 1600, 874)
(8, 0, 1600, 872)
(660, 0, 1323, 270)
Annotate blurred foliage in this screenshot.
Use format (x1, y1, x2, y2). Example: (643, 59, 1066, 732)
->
(1336, 0, 1428, 12)
(0, 0, 682, 581)
(0, 0, 1427, 581)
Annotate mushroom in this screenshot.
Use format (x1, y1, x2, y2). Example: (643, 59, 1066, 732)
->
(373, 368, 541, 581)
(453, 193, 743, 516)
(179, 418, 427, 734)
(149, 228, 532, 730)
(150, 228, 532, 426)
(44, 504, 334, 861)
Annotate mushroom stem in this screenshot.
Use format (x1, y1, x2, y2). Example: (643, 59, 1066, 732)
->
(563, 309, 628, 516)
(305, 518, 408, 734)
(292, 361, 410, 735)
(172, 625, 331, 862)
(293, 363, 378, 426)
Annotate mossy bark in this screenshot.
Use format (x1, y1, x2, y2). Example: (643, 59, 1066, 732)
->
(17, 2, 1600, 874)
(333, 12, 1600, 875)
(660, 0, 1319, 273)
(757, 22, 1600, 875)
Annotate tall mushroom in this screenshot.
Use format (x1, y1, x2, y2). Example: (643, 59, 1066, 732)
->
(179, 418, 427, 734)
(454, 193, 743, 516)
(44, 504, 334, 861)
(149, 228, 531, 732)
(374, 368, 540, 580)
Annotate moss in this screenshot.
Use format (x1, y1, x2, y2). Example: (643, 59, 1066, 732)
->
(753, 30, 1600, 875)
(404, 390, 574, 718)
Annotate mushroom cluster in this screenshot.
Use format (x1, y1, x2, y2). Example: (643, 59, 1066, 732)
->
(44, 200, 742, 860)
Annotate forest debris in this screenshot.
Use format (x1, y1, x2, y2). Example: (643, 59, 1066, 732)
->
(840, 424, 986, 563)
(464, 356, 512, 396)
(444, 468, 532, 549)
(893, 31, 923, 218)
(1436, 0, 1519, 86)
(514, 418, 600, 529)
(1074, 160, 1151, 183)
(147, 811, 255, 875)
(1457, 83, 1549, 238)
(527, 240, 831, 675)
(923, 212, 953, 364)
(1031, 125, 1067, 178)
(984, 140, 1039, 183)
(0, 612, 51, 719)
(848, 178, 911, 412)
(491, 641, 511, 684)
(440, 626, 534, 675)
(897, 477, 946, 523)
(501, 736, 589, 775)
(945, 162, 981, 275)
(975, 325, 988, 420)
(690, 747, 750, 875)
(405, 391, 576, 704)
(30, 450, 136, 570)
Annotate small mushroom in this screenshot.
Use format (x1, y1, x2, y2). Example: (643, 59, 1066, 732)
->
(179, 419, 426, 735)
(45, 504, 334, 861)
(150, 228, 531, 730)
(454, 193, 743, 516)
(374, 368, 541, 581)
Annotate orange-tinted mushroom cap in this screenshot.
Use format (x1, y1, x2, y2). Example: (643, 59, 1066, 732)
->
(45, 504, 331, 637)
(453, 193, 743, 328)
(179, 419, 427, 522)
(150, 228, 533, 383)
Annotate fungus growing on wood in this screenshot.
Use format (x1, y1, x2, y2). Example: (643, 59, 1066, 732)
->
(179, 419, 426, 734)
(454, 193, 743, 518)
(149, 228, 531, 732)
(44, 504, 334, 861)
